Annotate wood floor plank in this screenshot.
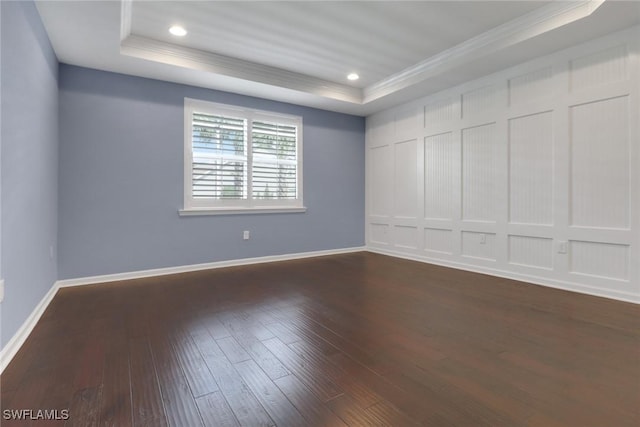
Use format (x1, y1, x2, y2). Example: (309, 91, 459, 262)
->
(218, 309, 276, 343)
(216, 336, 252, 364)
(149, 332, 204, 427)
(195, 391, 240, 427)
(289, 340, 382, 408)
(3, 364, 51, 427)
(273, 374, 348, 427)
(262, 337, 343, 402)
(234, 361, 306, 426)
(65, 331, 106, 427)
(98, 331, 132, 427)
(366, 399, 423, 427)
(168, 325, 219, 399)
(229, 328, 290, 380)
(0, 338, 41, 395)
(327, 394, 388, 426)
(3, 325, 83, 415)
(329, 352, 491, 426)
(191, 330, 275, 427)
(65, 386, 104, 427)
(128, 338, 168, 427)
(198, 312, 232, 340)
(285, 309, 397, 375)
(264, 322, 303, 345)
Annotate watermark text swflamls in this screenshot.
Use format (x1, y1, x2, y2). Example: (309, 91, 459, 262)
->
(3, 409, 70, 421)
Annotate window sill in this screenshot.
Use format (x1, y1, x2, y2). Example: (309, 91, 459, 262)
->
(179, 207, 307, 216)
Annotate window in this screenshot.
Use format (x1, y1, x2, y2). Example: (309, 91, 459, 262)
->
(182, 98, 305, 215)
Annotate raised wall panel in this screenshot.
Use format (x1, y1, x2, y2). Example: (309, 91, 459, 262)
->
(462, 123, 497, 222)
(461, 231, 496, 261)
(570, 241, 629, 281)
(370, 145, 392, 217)
(424, 96, 459, 125)
(509, 112, 553, 225)
(370, 223, 390, 245)
(367, 113, 393, 147)
(509, 67, 553, 105)
(462, 85, 497, 118)
(508, 235, 553, 269)
(424, 228, 453, 255)
(424, 132, 456, 220)
(394, 226, 419, 249)
(570, 96, 629, 229)
(394, 140, 418, 218)
(570, 45, 627, 91)
(395, 106, 418, 140)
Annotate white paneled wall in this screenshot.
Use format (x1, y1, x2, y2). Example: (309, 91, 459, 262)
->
(366, 27, 640, 303)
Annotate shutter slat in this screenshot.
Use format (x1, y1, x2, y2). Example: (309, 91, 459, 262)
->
(251, 120, 297, 161)
(250, 119, 298, 200)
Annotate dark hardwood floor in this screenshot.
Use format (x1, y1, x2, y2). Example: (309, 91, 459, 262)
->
(1, 252, 639, 426)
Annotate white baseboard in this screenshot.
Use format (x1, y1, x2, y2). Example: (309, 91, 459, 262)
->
(366, 247, 640, 304)
(0, 246, 365, 374)
(56, 246, 366, 288)
(0, 282, 60, 374)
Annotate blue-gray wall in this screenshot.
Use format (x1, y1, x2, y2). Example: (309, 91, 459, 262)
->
(1, 1, 59, 347)
(58, 65, 365, 279)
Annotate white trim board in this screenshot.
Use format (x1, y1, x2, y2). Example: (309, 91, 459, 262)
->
(0, 282, 60, 374)
(56, 246, 365, 288)
(0, 246, 364, 374)
(367, 247, 640, 305)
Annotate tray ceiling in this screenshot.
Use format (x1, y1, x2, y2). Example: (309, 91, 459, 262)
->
(36, 1, 640, 115)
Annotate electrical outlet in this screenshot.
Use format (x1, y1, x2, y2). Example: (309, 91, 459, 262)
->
(50, 245, 54, 260)
(243, 230, 250, 240)
(0, 279, 5, 303)
(558, 241, 568, 254)
(480, 233, 487, 244)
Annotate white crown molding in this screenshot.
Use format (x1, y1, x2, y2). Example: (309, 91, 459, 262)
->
(362, 0, 605, 103)
(119, 0, 132, 42)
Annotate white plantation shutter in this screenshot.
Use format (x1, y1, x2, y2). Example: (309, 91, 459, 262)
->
(191, 113, 247, 199)
(251, 120, 298, 200)
(184, 98, 303, 211)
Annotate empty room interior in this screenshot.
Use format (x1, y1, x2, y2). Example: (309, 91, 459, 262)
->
(1, 0, 639, 426)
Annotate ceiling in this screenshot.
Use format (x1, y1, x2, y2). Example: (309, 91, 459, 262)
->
(36, 1, 640, 116)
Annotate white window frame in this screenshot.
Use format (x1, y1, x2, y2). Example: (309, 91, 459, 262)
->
(180, 98, 305, 216)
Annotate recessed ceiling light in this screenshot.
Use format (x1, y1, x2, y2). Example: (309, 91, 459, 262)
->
(347, 73, 359, 81)
(169, 25, 187, 37)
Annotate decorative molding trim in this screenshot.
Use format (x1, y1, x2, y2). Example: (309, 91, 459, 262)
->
(119, 0, 132, 42)
(366, 247, 640, 304)
(178, 207, 307, 216)
(56, 246, 366, 288)
(363, 0, 605, 103)
(120, 35, 362, 104)
(0, 283, 60, 374)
